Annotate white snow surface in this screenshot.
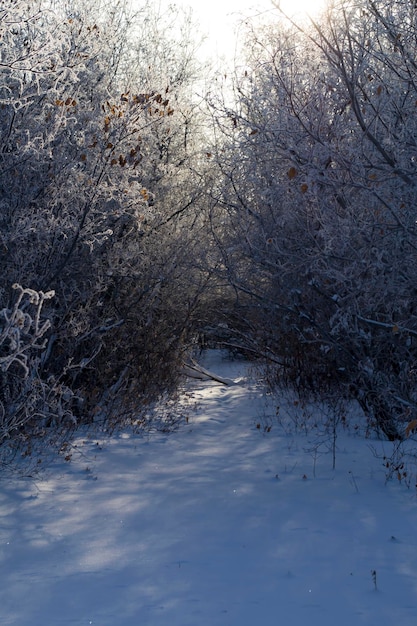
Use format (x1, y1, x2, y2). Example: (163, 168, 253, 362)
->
(1, 350, 416, 625)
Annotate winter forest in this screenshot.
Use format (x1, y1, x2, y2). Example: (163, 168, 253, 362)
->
(2, 0, 417, 463)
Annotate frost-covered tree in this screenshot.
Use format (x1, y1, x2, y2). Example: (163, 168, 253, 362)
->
(210, 0, 417, 439)
(0, 0, 210, 448)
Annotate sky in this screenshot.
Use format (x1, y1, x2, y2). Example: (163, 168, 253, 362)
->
(185, 0, 276, 59)
(151, 0, 329, 61)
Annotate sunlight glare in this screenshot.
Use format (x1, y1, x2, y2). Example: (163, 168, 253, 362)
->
(277, 0, 328, 19)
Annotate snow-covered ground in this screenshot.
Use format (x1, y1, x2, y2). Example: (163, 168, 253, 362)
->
(1, 350, 416, 625)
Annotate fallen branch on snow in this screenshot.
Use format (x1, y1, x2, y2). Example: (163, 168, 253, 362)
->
(181, 360, 237, 385)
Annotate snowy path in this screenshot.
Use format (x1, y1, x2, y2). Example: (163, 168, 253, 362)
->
(0, 351, 416, 625)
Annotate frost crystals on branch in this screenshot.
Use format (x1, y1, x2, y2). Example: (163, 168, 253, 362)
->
(0, 284, 55, 377)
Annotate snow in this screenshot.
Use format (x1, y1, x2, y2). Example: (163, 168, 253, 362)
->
(0, 350, 416, 625)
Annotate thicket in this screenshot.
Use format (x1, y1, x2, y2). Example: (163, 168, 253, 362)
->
(2, 0, 417, 462)
(208, 0, 417, 441)
(0, 0, 214, 456)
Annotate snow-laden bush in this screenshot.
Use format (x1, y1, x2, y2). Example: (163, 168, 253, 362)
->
(0, 284, 78, 447)
(210, 0, 417, 440)
(0, 0, 210, 453)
